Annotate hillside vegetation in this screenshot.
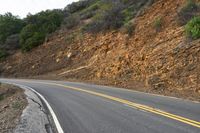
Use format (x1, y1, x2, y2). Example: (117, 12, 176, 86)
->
(0, 0, 154, 56)
(0, 0, 200, 100)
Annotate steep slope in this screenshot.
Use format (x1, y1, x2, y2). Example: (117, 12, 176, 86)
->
(0, 0, 200, 100)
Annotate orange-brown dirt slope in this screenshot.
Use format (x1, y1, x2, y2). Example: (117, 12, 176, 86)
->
(0, 0, 200, 100)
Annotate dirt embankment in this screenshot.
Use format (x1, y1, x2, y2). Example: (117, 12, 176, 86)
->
(0, 0, 199, 100)
(0, 84, 27, 133)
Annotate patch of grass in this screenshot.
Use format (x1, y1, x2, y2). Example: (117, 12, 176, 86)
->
(12, 101, 22, 110)
(185, 16, 200, 39)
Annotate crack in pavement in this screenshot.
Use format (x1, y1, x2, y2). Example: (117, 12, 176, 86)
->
(28, 97, 47, 114)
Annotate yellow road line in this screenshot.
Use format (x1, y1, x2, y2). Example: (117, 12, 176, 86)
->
(17, 80, 200, 128)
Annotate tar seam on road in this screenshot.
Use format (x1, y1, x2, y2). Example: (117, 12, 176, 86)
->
(11, 80, 200, 129)
(4, 82, 64, 133)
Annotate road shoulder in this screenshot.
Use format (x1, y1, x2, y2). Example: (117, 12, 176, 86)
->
(14, 85, 53, 133)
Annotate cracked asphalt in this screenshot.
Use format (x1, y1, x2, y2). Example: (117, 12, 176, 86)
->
(14, 87, 50, 133)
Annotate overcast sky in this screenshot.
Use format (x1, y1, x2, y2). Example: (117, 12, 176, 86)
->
(0, 0, 78, 18)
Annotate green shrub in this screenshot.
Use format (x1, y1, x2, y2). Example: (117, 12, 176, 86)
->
(80, 10, 96, 20)
(178, 0, 200, 25)
(20, 24, 46, 52)
(121, 22, 135, 36)
(122, 0, 154, 23)
(21, 32, 45, 51)
(83, 3, 125, 33)
(122, 5, 136, 24)
(63, 15, 80, 29)
(0, 49, 8, 59)
(153, 17, 162, 32)
(20, 24, 36, 51)
(26, 10, 64, 33)
(65, 33, 76, 44)
(4, 34, 20, 50)
(185, 16, 200, 39)
(65, 0, 96, 13)
(79, 2, 99, 20)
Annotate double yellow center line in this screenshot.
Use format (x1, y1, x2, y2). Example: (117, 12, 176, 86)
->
(22, 81, 200, 128)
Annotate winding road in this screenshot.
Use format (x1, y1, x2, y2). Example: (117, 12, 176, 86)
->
(0, 79, 200, 133)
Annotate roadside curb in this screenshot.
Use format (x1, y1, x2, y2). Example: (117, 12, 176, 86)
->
(13, 85, 52, 133)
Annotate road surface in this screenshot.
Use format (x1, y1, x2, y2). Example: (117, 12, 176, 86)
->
(0, 79, 200, 133)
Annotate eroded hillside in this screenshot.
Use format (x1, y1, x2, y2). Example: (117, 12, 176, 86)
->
(0, 0, 200, 100)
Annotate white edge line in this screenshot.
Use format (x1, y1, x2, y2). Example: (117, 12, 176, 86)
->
(3, 82, 64, 133)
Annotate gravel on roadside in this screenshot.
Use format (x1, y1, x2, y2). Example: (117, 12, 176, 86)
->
(0, 84, 27, 133)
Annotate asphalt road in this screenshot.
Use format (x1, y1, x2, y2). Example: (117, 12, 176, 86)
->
(0, 79, 200, 133)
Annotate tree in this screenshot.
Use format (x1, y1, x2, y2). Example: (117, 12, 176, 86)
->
(0, 13, 25, 44)
(20, 10, 64, 51)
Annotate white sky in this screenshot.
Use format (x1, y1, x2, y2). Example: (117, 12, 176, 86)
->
(0, 0, 78, 18)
